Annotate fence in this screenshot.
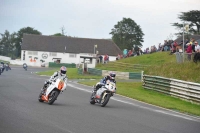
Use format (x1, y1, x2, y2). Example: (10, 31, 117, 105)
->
(88, 68, 102, 76)
(175, 52, 195, 63)
(49, 62, 76, 68)
(80, 68, 142, 80)
(142, 75, 200, 103)
(78, 68, 83, 75)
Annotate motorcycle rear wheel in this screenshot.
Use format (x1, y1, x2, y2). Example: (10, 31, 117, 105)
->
(48, 90, 60, 105)
(100, 94, 111, 107)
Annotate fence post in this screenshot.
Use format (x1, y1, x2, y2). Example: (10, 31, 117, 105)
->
(141, 71, 144, 82)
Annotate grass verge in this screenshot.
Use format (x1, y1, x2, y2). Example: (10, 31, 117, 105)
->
(37, 68, 103, 79)
(78, 80, 200, 116)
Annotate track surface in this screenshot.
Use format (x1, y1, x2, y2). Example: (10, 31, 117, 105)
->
(0, 66, 199, 133)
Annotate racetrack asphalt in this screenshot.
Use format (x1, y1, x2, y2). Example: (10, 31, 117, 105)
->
(0, 66, 200, 133)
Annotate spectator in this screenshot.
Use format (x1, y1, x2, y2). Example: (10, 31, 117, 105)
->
(120, 54, 123, 59)
(123, 49, 128, 58)
(193, 41, 200, 63)
(190, 38, 195, 52)
(128, 50, 133, 57)
(104, 54, 107, 64)
(98, 55, 103, 63)
(116, 54, 120, 60)
(184, 39, 189, 50)
(186, 43, 192, 61)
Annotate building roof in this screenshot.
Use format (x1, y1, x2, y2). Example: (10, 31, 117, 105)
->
(21, 34, 122, 56)
(175, 35, 200, 43)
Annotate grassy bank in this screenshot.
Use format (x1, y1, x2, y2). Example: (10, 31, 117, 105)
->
(96, 52, 200, 83)
(78, 81, 200, 116)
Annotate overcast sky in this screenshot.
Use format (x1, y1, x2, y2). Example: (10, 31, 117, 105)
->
(0, 0, 200, 49)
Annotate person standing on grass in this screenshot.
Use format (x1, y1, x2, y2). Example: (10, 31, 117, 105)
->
(186, 43, 192, 61)
(193, 41, 200, 63)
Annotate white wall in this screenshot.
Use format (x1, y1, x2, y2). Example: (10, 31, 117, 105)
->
(0, 56, 11, 61)
(21, 50, 98, 67)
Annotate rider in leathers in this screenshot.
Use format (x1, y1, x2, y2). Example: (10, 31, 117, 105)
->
(42, 66, 67, 92)
(94, 72, 116, 92)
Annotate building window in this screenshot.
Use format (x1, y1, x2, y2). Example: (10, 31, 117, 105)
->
(69, 54, 76, 58)
(28, 51, 38, 55)
(28, 51, 32, 55)
(32, 51, 38, 55)
(49, 52, 57, 56)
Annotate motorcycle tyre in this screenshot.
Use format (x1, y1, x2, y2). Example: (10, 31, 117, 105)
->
(48, 90, 59, 105)
(100, 94, 111, 107)
(38, 91, 44, 102)
(90, 92, 96, 104)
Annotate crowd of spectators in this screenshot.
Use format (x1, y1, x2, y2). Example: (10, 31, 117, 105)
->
(96, 37, 200, 64)
(143, 37, 200, 62)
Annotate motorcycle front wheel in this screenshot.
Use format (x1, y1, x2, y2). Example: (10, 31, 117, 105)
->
(100, 93, 111, 107)
(48, 90, 60, 105)
(90, 92, 96, 104)
(38, 91, 44, 102)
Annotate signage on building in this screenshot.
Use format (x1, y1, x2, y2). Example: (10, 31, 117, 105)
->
(42, 53, 48, 59)
(23, 51, 26, 60)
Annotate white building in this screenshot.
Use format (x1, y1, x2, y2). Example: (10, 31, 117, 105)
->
(21, 34, 122, 68)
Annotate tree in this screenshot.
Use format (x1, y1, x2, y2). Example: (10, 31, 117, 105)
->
(110, 18, 144, 50)
(0, 30, 16, 57)
(51, 33, 65, 36)
(15, 27, 42, 57)
(172, 10, 200, 36)
(61, 26, 66, 35)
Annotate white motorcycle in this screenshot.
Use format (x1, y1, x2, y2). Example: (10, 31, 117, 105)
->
(90, 80, 116, 107)
(38, 77, 68, 105)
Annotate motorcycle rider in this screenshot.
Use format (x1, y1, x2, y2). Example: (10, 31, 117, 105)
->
(42, 66, 67, 91)
(94, 72, 116, 92)
(1, 62, 5, 73)
(23, 63, 28, 69)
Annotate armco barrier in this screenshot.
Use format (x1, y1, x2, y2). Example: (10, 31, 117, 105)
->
(143, 75, 200, 103)
(78, 68, 83, 75)
(102, 70, 129, 79)
(88, 68, 102, 76)
(84, 68, 142, 80)
(49, 62, 76, 68)
(129, 72, 142, 80)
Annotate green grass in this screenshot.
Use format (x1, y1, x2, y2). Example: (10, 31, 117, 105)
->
(96, 52, 176, 72)
(78, 81, 200, 116)
(36, 52, 200, 116)
(96, 52, 200, 83)
(37, 68, 103, 79)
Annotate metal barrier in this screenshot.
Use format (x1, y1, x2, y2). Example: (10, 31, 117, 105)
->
(88, 68, 102, 76)
(176, 52, 195, 63)
(129, 72, 142, 80)
(143, 75, 200, 103)
(82, 68, 143, 81)
(78, 68, 83, 75)
(49, 62, 76, 68)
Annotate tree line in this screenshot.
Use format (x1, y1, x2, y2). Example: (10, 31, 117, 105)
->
(0, 10, 199, 59)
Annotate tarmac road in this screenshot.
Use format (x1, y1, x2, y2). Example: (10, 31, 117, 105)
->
(0, 66, 200, 133)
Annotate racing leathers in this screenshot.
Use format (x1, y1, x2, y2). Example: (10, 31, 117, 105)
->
(43, 71, 67, 91)
(94, 75, 116, 92)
